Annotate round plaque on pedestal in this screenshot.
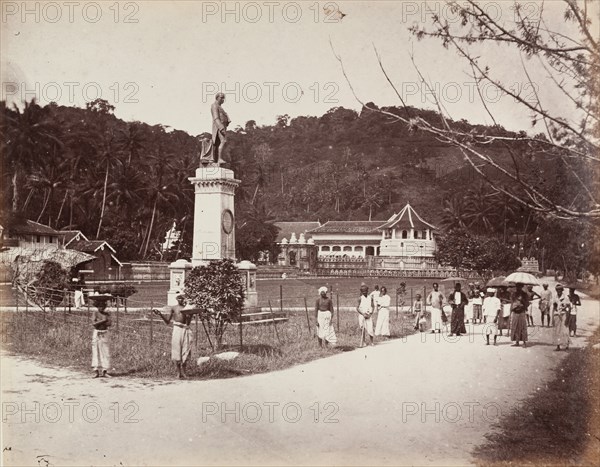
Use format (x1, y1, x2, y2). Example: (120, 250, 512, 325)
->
(222, 209, 234, 234)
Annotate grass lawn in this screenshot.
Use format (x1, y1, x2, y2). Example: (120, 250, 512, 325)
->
(125, 277, 454, 309)
(472, 326, 600, 465)
(1, 304, 420, 380)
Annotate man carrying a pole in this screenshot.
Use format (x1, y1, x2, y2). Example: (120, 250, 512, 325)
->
(356, 283, 374, 347)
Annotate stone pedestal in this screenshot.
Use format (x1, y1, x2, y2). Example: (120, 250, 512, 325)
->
(237, 260, 258, 309)
(167, 164, 260, 308)
(189, 165, 240, 267)
(167, 259, 192, 306)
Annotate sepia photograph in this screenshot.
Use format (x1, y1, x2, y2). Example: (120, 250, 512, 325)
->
(1, 1, 599, 465)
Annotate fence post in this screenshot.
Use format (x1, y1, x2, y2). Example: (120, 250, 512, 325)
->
(25, 285, 28, 313)
(150, 301, 154, 346)
(67, 289, 72, 313)
(395, 291, 398, 318)
(238, 311, 243, 351)
(279, 284, 283, 316)
(196, 314, 200, 352)
(410, 288, 413, 314)
(423, 286, 427, 313)
(336, 292, 340, 330)
(115, 298, 119, 333)
(15, 284, 19, 313)
(303, 297, 311, 335)
(268, 300, 282, 345)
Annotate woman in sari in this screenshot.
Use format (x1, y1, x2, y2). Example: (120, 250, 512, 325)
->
(375, 286, 391, 338)
(552, 284, 571, 351)
(510, 283, 529, 347)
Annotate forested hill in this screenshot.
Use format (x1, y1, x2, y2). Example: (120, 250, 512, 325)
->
(1, 99, 529, 260)
(227, 103, 523, 222)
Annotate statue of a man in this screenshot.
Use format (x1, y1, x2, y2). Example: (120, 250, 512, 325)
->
(210, 92, 230, 164)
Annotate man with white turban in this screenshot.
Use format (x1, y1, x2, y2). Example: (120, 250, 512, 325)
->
(482, 288, 502, 345)
(315, 286, 337, 347)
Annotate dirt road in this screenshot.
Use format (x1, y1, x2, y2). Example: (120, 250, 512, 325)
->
(2, 295, 598, 466)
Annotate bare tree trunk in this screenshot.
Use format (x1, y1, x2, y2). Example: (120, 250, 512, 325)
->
(12, 171, 19, 212)
(36, 189, 50, 222)
(69, 191, 74, 227)
(96, 160, 110, 239)
(23, 188, 34, 211)
(143, 197, 158, 258)
(56, 190, 68, 226)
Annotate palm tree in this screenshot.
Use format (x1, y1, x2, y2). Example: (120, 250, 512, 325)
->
(463, 184, 500, 235)
(26, 155, 68, 226)
(440, 196, 469, 231)
(2, 100, 62, 212)
(94, 125, 123, 238)
(119, 122, 146, 165)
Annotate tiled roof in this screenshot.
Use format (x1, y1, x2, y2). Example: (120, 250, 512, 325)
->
(59, 230, 88, 246)
(68, 240, 116, 254)
(273, 222, 320, 242)
(309, 221, 385, 234)
(9, 220, 59, 236)
(378, 204, 437, 231)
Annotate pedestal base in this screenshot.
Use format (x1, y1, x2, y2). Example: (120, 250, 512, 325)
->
(167, 259, 192, 306)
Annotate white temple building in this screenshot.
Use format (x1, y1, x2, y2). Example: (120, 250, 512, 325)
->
(274, 203, 439, 271)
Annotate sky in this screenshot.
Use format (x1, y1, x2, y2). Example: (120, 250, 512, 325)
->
(2, 0, 597, 136)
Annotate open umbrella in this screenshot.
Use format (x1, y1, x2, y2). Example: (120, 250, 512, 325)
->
(441, 276, 470, 287)
(505, 271, 540, 285)
(487, 276, 508, 287)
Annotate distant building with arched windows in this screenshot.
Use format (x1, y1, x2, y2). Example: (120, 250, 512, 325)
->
(275, 203, 441, 273)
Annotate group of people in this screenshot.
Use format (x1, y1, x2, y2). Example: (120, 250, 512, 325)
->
(90, 293, 194, 379)
(89, 280, 584, 378)
(314, 283, 394, 348)
(312, 280, 584, 351)
(425, 281, 582, 349)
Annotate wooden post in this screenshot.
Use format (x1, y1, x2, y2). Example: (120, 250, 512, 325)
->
(149, 301, 153, 346)
(268, 300, 282, 345)
(15, 285, 19, 313)
(67, 290, 71, 313)
(279, 284, 283, 316)
(115, 298, 119, 333)
(201, 319, 214, 351)
(336, 292, 340, 330)
(196, 314, 199, 351)
(395, 290, 399, 318)
(239, 310, 243, 351)
(423, 286, 427, 312)
(303, 297, 311, 335)
(25, 286, 28, 313)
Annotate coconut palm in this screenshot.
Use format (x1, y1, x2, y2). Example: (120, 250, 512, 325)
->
(2, 100, 62, 212)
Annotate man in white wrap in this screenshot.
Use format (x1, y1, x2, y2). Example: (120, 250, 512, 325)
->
(427, 282, 445, 333)
(482, 288, 502, 345)
(153, 294, 193, 379)
(356, 283, 374, 347)
(315, 287, 337, 347)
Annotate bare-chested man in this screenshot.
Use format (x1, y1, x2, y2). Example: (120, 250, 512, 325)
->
(153, 294, 193, 378)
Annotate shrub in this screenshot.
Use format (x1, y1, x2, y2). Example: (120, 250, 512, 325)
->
(184, 259, 245, 348)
